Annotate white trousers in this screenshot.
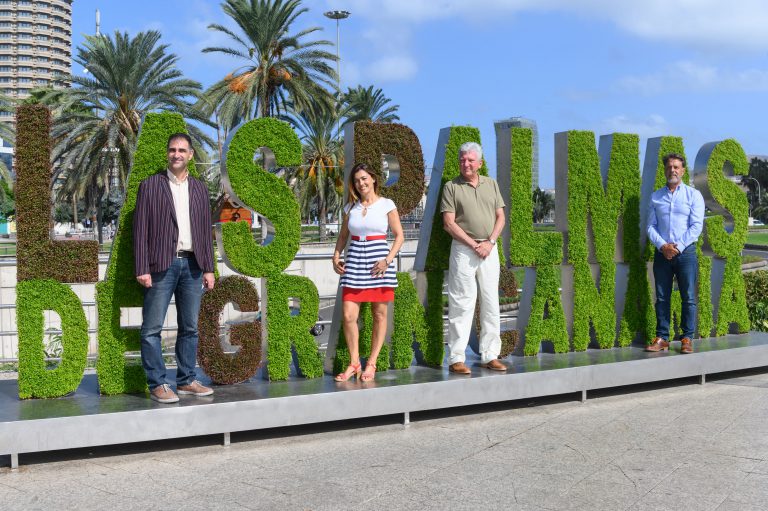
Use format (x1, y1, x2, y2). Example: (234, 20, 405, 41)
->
(446, 240, 501, 364)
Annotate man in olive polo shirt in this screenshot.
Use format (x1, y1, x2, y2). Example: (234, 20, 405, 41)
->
(441, 142, 507, 373)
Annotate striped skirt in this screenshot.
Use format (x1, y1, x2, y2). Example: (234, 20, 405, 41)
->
(339, 238, 398, 300)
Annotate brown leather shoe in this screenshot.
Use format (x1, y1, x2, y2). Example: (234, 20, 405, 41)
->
(645, 337, 670, 352)
(680, 337, 693, 354)
(150, 384, 179, 403)
(449, 362, 471, 374)
(177, 380, 214, 396)
(481, 359, 507, 372)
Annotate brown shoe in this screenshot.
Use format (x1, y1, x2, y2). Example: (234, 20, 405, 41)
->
(150, 384, 179, 403)
(481, 359, 507, 372)
(177, 380, 214, 397)
(645, 337, 669, 352)
(449, 362, 471, 374)
(680, 337, 693, 354)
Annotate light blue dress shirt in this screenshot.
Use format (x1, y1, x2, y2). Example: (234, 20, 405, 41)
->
(647, 182, 705, 253)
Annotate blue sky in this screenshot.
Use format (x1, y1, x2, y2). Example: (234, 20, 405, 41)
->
(71, 0, 768, 188)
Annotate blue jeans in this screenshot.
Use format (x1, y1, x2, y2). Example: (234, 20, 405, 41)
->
(653, 244, 698, 340)
(140, 256, 203, 390)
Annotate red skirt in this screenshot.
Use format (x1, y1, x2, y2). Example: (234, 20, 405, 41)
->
(342, 286, 395, 303)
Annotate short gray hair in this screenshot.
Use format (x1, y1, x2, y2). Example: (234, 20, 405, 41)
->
(459, 141, 483, 161)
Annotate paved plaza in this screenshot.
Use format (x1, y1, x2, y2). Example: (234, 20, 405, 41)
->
(1, 368, 768, 510)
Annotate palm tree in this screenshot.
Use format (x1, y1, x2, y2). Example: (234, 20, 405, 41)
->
(45, 30, 213, 243)
(341, 85, 400, 126)
(286, 102, 343, 240)
(201, 0, 338, 141)
(532, 187, 555, 223)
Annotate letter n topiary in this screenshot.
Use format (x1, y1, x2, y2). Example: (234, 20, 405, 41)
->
(559, 131, 645, 349)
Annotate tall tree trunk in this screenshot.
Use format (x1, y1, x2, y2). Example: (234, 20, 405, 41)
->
(72, 193, 78, 227)
(318, 182, 326, 242)
(96, 187, 105, 246)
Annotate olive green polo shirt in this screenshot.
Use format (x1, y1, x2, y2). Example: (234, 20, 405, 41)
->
(440, 175, 505, 240)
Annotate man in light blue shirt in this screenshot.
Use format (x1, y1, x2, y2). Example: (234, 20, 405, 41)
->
(646, 153, 705, 354)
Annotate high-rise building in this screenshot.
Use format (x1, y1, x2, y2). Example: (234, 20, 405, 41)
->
(494, 117, 539, 191)
(0, 0, 72, 122)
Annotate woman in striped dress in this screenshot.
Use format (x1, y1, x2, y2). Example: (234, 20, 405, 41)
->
(332, 163, 404, 382)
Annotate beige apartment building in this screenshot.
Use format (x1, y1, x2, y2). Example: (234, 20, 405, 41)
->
(0, 0, 71, 108)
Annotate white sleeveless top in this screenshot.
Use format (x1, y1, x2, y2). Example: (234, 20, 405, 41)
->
(344, 198, 396, 237)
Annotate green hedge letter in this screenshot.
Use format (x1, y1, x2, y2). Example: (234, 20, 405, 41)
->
(15, 105, 95, 398)
(198, 276, 263, 384)
(501, 126, 567, 355)
(17, 280, 89, 398)
(556, 131, 643, 350)
(693, 139, 750, 335)
(96, 113, 194, 394)
(218, 118, 323, 380)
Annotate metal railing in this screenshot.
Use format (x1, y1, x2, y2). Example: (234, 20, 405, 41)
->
(0, 249, 521, 364)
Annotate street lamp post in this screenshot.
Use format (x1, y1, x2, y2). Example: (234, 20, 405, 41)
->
(324, 10, 350, 139)
(744, 176, 762, 217)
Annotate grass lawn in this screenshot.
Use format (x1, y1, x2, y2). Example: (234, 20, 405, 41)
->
(747, 232, 768, 246)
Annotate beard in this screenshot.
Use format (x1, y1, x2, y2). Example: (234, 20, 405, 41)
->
(667, 174, 680, 185)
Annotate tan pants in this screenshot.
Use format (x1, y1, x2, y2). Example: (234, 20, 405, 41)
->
(446, 240, 501, 364)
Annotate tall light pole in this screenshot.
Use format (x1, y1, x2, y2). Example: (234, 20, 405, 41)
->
(324, 10, 350, 139)
(744, 176, 762, 216)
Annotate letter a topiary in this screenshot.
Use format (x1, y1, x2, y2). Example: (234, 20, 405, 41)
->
(96, 112, 196, 394)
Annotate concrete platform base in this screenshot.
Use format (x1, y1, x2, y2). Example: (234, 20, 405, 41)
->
(2, 333, 768, 469)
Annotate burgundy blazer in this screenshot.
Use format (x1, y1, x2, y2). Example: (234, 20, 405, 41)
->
(133, 172, 215, 275)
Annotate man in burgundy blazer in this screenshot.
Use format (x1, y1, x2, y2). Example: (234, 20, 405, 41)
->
(133, 133, 215, 403)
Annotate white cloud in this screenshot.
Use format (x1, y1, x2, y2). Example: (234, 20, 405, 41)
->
(617, 61, 768, 95)
(592, 0, 768, 52)
(339, 0, 768, 51)
(365, 56, 419, 83)
(598, 114, 669, 139)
